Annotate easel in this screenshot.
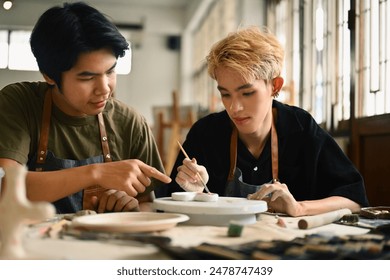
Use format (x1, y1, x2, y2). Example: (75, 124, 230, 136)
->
(281, 80, 295, 105)
(157, 90, 195, 174)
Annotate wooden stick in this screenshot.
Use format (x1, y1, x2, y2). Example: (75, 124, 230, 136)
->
(298, 208, 352, 229)
(177, 141, 211, 193)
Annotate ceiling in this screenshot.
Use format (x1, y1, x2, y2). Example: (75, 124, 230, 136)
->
(15, 0, 195, 9)
(7, 0, 202, 29)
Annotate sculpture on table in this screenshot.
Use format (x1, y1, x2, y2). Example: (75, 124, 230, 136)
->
(0, 165, 55, 259)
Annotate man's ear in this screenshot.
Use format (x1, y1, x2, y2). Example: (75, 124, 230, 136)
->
(272, 77, 284, 96)
(42, 74, 56, 86)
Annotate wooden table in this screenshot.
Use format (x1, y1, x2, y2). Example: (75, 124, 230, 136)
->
(19, 212, 371, 260)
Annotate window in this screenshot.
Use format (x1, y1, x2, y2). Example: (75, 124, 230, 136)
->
(0, 30, 8, 69)
(116, 46, 132, 75)
(356, 0, 390, 117)
(336, 0, 351, 122)
(0, 29, 132, 74)
(8, 30, 39, 71)
(267, 0, 389, 132)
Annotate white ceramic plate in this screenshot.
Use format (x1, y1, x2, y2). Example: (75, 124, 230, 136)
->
(153, 197, 267, 215)
(71, 212, 189, 233)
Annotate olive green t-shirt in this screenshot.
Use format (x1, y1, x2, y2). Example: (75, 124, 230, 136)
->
(0, 81, 165, 194)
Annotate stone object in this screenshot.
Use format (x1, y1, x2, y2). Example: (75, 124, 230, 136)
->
(0, 165, 55, 259)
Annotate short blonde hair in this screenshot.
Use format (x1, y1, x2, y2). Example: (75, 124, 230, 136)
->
(206, 26, 284, 82)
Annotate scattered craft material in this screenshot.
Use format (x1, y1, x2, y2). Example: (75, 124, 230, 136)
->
(227, 221, 244, 237)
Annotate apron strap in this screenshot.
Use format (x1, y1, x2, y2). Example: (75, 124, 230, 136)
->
(98, 112, 112, 162)
(35, 89, 53, 171)
(271, 107, 279, 182)
(36, 89, 112, 211)
(228, 125, 237, 181)
(82, 112, 112, 210)
(228, 107, 279, 182)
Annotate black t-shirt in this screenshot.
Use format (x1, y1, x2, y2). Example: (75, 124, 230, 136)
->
(156, 100, 369, 207)
(237, 135, 272, 185)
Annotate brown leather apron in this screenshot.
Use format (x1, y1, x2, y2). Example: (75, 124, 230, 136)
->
(225, 108, 279, 197)
(35, 89, 111, 211)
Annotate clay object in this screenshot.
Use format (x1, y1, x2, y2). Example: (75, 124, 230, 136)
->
(0, 165, 55, 259)
(194, 192, 219, 202)
(171, 192, 219, 202)
(171, 192, 197, 201)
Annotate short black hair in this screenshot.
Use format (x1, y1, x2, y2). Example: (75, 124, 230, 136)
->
(30, 1, 129, 88)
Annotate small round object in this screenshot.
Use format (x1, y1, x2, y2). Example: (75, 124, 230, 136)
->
(171, 192, 197, 201)
(194, 192, 219, 202)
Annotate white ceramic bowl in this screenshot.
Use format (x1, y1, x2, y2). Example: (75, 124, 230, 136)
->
(171, 192, 197, 201)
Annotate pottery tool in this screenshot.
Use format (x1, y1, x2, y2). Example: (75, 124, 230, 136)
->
(337, 214, 375, 229)
(61, 227, 172, 247)
(177, 141, 211, 193)
(298, 208, 352, 229)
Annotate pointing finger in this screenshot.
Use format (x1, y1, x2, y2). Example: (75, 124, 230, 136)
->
(139, 163, 171, 183)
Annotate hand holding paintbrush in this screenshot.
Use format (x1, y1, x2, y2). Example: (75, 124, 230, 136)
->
(176, 141, 211, 193)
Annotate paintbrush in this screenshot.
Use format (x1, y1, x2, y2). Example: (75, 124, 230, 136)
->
(177, 141, 211, 193)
